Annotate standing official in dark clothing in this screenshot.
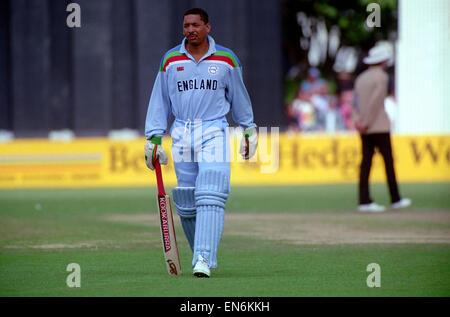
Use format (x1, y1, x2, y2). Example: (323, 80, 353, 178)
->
(353, 44, 411, 212)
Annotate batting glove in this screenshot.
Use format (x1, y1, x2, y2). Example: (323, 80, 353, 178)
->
(239, 127, 257, 160)
(144, 136, 168, 170)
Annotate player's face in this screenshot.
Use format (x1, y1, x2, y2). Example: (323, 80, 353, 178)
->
(183, 14, 210, 46)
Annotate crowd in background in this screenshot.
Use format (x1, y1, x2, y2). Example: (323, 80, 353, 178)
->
(286, 68, 353, 133)
(286, 67, 396, 134)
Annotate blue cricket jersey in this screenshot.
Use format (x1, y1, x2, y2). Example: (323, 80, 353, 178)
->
(145, 35, 256, 140)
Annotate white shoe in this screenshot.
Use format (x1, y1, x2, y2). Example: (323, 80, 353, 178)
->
(391, 198, 411, 209)
(358, 202, 386, 212)
(193, 255, 210, 278)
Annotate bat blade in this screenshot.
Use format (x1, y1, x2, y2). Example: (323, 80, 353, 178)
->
(157, 194, 182, 275)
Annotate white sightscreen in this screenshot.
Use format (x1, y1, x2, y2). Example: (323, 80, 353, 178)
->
(396, 0, 450, 134)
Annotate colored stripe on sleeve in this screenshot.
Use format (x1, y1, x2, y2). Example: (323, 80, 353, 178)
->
(160, 51, 190, 72)
(213, 49, 241, 67)
(204, 55, 236, 68)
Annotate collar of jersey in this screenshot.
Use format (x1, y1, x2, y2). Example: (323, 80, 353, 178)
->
(180, 35, 217, 63)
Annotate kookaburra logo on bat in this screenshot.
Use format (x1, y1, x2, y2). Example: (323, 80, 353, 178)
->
(167, 259, 178, 275)
(159, 196, 171, 252)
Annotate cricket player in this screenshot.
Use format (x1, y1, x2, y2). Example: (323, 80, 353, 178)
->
(144, 8, 257, 277)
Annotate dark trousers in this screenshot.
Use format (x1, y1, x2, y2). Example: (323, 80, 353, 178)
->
(359, 133, 401, 204)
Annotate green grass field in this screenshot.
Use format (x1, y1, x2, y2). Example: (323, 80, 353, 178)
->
(0, 183, 449, 297)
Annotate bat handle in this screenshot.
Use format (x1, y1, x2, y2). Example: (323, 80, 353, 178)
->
(154, 159, 166, 196)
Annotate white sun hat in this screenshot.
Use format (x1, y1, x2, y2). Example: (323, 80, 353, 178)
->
(363, 43, 393, 65)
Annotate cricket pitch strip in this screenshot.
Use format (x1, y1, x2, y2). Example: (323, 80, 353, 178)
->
(108, 210, 450, 245)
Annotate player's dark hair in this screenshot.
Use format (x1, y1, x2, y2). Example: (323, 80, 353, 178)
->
(183, 8, 209, 24)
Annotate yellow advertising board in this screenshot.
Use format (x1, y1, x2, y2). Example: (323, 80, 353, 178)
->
(0, 133, 448, 188)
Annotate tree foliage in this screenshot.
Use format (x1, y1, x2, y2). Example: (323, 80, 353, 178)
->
(282, 0, 397, 103)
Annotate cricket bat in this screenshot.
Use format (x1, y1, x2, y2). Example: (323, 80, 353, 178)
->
(154, 159, 182, 275)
